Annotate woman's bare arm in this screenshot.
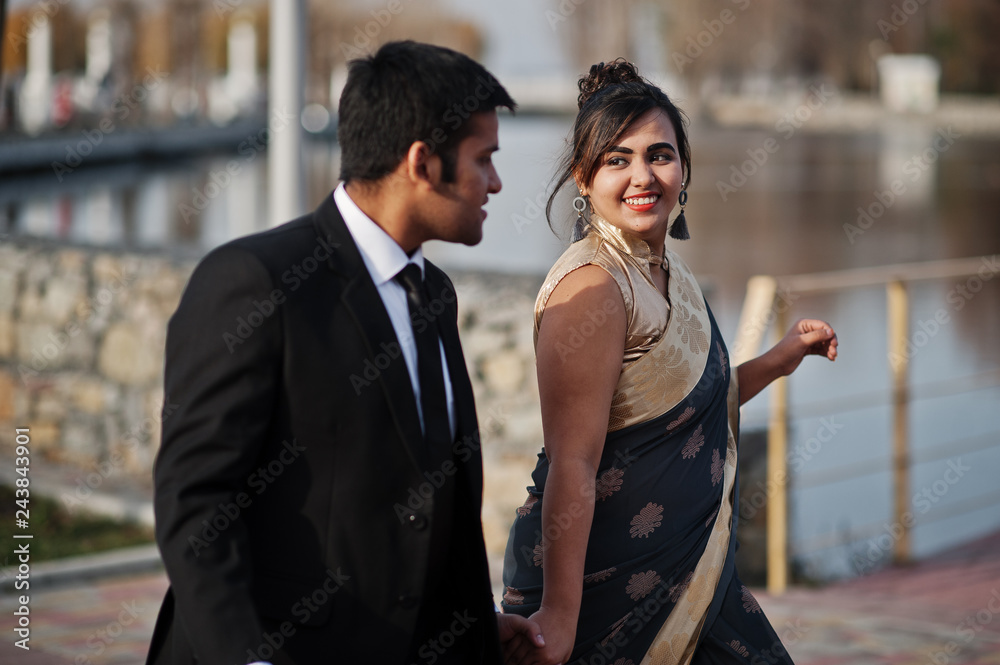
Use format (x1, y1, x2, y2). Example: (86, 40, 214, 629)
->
(511, 265, 627, 665)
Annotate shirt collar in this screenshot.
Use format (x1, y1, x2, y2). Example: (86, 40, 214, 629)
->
(587, 213, 667, 273)
(333, 182, 424, 285)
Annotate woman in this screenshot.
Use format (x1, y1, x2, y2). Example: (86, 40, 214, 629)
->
(500, 60, 838, 665)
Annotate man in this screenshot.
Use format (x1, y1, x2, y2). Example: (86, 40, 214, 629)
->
(146, 41, 544, 665)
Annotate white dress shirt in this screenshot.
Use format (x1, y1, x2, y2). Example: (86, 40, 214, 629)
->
(333, 182, 456, 438)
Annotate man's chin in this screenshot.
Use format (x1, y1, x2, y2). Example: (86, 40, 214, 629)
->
(456, 227, 484, 247)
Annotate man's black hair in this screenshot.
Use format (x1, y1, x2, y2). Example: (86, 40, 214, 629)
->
(338, 40, 516, 184)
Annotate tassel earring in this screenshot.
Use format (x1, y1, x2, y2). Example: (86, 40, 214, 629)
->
(572, 195, 589, 242)
(669, 188, 690, 240)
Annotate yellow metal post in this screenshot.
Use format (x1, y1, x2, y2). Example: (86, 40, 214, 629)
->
(766, 304, 789, 594)
(887, 280, 911, 564)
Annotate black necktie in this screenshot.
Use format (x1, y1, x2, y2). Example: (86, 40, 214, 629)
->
(394, 264, 452, 449)
(395, 266, 458, 642)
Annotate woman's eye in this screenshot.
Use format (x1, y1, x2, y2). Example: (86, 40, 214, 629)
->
(652, 153, 673, 163)
(607, 156, 627, 167)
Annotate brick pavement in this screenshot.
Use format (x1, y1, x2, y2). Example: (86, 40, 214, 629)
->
(760, 529, 1000, 664)
(1, 571, 167, 665)
(2, 531, 998, 664)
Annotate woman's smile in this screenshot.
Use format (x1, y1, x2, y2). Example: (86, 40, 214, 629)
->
(623, 192, 660, 212)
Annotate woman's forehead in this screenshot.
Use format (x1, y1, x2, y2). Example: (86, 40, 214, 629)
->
(615, 108, 676, 145)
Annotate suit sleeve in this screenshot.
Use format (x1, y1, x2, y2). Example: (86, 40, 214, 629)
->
(154, 245, 282, 665)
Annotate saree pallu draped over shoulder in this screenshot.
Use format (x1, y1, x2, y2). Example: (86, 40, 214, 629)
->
(502, 226, 794, 664)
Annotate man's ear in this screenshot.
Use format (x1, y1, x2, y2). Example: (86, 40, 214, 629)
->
(405, 141, 442, 188)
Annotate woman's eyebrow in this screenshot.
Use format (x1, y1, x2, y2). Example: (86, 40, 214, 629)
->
(606, 143, 676, 154)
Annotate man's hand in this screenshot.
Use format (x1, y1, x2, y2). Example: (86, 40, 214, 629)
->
(498, 612, 545, 664)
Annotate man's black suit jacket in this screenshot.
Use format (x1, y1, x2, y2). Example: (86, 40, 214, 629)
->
(146, 193, 502, 665)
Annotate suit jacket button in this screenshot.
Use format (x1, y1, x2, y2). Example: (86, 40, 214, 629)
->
(408, 513, 428, 530)
(398, 595, 419, 609)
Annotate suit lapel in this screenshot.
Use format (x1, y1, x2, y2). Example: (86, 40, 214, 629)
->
(311, 194, 425, 470)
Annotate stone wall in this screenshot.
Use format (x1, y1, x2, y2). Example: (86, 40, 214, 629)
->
(450, 272, 548, 557)
(0, 242, 189, 479)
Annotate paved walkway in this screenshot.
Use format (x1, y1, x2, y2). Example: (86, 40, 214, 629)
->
(2, 531, 998, 664)
(0, 567, 166, 665)
(758, 529, 1000, 664)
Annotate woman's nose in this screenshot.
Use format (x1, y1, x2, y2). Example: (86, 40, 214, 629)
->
(630, 160, 655, 187)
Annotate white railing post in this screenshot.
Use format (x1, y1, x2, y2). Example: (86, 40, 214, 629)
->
(267, 0, 306, 226)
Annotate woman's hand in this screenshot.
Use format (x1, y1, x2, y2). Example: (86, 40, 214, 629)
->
(769, 318, 838, 376)
(738, 318, 838, 404)
(504, 607, 576, 665)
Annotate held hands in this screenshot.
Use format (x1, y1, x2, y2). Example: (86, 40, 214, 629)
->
(498, 612, 547, 665)
(502, 607, 574, 665)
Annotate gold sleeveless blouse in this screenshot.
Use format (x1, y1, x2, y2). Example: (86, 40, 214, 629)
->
(534, 214, 723, 433)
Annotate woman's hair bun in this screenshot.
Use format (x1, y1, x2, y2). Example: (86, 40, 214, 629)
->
(577, 58, 643, 109)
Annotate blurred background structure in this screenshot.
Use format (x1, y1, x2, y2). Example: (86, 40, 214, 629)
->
(1, 1, 999, 663)
(3, 0, 1000, 135)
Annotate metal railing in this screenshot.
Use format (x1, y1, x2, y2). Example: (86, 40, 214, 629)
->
(731, 254, 1000, 594)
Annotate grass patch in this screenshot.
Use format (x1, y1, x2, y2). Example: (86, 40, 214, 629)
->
(0, 484, 154, 563)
